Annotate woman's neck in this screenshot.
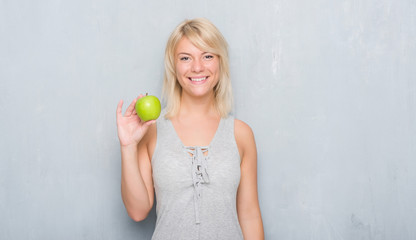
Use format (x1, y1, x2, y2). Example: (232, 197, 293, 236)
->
(178, 91, 218, 119)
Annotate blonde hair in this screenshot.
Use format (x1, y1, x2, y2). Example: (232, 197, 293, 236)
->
(162, 18, 233, 118)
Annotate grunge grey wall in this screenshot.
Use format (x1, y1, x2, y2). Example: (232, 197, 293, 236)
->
(1, 0, 415, 239)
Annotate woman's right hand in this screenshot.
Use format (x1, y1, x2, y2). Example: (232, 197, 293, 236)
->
(116, 95, 156, 147)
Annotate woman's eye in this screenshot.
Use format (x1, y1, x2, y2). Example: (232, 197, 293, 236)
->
(180, 56, 190, 61)
(204, 55, 214, 60)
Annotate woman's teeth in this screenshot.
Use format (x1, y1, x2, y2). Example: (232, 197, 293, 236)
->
(190, 77, 206, 82)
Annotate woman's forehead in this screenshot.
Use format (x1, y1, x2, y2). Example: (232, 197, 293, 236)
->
(175, 37, 209, 55)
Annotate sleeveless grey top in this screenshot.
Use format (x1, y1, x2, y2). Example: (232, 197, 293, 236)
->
(151, 112, 243, 240)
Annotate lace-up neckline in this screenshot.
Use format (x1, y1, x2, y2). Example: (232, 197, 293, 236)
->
(151, 112, 243, 239)
(168, 118, 223, 224)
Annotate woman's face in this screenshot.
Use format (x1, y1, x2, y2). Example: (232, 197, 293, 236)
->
(174, 37, 220, 99)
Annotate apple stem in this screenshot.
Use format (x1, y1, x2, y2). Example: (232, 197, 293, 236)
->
(146, 93, 148, 96)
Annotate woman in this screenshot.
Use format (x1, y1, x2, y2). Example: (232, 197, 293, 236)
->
(116, 18, 264, 240)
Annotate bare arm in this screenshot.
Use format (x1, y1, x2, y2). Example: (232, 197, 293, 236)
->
(235, 119, 264, 239)
(116, 96, 155, 221)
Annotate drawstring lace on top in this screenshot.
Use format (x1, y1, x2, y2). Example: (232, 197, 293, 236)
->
(185, 146, 210, 224)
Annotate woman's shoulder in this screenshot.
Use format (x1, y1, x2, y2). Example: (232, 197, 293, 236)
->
(139, 122, 157, 159)
(233, 118, 256, 159)
(234, 118, 254, 137)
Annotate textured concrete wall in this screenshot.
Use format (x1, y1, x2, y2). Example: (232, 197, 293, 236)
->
(1, 0, 415, 239)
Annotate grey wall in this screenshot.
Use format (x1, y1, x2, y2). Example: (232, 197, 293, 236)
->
(1, 0, 415, 239)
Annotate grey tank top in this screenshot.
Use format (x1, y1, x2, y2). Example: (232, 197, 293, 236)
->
(151, 112, 243, 240)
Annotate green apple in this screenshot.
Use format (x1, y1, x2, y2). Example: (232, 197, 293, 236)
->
(135, 94, 161, 122)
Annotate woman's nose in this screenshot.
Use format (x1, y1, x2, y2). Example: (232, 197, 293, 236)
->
(191, 58, 204, 73)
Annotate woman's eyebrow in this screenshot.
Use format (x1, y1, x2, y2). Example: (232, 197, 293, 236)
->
(177, 52, 210, 55)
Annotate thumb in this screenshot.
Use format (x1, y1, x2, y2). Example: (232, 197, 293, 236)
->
(144, 120, 156, 127)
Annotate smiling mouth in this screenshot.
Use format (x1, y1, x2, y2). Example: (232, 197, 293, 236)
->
(189, 76, 207, 82)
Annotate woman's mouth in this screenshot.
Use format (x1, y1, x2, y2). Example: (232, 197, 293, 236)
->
(189, 76, 208, 84)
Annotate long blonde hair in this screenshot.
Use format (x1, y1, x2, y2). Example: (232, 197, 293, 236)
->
(162, 18, 233, 118)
